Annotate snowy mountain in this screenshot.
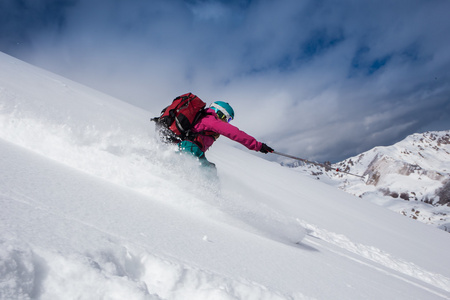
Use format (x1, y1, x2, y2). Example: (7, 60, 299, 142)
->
(1, 51, 450, 300)
(288, 131, 450, 232)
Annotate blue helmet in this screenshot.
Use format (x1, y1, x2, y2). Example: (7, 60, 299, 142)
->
(210, 101, 234, 122)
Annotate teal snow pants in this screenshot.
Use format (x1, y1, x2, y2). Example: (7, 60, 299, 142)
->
(178, 141, 216, 169)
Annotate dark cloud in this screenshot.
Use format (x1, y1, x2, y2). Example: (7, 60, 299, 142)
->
(1, 0, 450, 162)
(0, 0, 75, 54)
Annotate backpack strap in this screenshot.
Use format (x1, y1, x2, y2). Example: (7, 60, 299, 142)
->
(182, 108, 208, 141)
(186, 110, 223, 149)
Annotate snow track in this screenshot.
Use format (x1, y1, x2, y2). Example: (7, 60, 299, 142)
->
(301, 222, 450, 298)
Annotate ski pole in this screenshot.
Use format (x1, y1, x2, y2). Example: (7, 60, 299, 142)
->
(272, 151, 367, 179)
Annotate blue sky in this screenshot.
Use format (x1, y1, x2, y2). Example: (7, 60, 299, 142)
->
(1, 0, 449, 162)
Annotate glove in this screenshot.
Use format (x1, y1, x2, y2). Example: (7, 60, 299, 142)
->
(259, 143, 274, 154)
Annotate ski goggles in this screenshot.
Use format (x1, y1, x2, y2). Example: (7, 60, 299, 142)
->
(217, 111, 233, 123)
(210, 103, 233, 123)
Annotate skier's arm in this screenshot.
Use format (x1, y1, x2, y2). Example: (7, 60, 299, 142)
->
(201, 116, 264, 151)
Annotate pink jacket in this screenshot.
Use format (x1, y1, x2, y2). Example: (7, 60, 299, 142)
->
(192, 108, 263, 152)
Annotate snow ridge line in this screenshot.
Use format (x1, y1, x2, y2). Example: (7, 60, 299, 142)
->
(298, 220, 450, 293)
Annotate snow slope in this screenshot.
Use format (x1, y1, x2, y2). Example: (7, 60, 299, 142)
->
(1, 51, 450, 299)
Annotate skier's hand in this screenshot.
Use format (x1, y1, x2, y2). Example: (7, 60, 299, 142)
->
(259, 143, 274, 154)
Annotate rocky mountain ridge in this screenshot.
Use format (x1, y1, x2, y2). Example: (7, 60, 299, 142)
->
(286, 130, 450, 231)
(337, 130, 450, 205)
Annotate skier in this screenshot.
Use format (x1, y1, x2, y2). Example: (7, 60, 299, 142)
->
(177, 101, 274, 168)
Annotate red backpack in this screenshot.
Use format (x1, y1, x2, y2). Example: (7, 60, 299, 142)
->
(152, 93, 207, 143)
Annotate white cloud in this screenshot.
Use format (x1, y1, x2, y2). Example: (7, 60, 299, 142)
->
(3, 0, 450, 162)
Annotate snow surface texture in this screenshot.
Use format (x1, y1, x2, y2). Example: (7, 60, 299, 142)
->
(289, 131, 450, 232)
(1, 51, 450, 299)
